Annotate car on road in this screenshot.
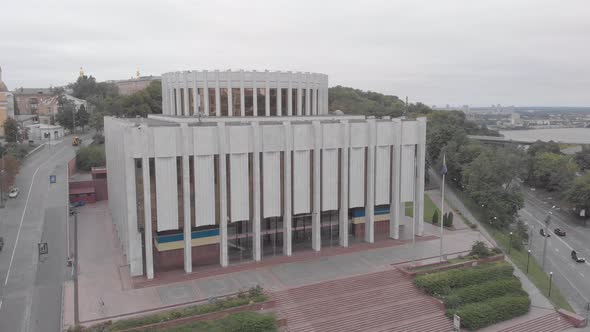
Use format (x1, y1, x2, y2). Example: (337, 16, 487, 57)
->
(571, 250, 586, 263)
(539, 229, 551, 237)
(553, 228, 566, 237)
(8, 187, 19, 198)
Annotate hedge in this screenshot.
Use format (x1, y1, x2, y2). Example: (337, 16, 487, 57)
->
(414, 262, 514, 296)
(443, 277, 525, 309)
(449, 295, 530, 330)
(153, 312, 277, 332)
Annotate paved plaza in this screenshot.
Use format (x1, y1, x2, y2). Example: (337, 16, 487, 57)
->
(63, 199, 578, 332)
(62, 200, 487, 328)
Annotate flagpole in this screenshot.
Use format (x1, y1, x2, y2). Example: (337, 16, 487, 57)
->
(440, 154, 446, 262)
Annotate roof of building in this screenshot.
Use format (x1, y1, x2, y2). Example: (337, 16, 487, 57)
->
(13, 87, 57, 95)
(0, 81, 7, 92)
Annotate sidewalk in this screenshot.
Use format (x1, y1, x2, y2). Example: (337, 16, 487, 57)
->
(428, 170, 562, 331)
(65, 201, 487, 328)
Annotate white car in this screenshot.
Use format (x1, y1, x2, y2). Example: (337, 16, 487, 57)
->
(8, 187, 19, 198)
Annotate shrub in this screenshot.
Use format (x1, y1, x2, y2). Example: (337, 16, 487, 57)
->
(469, 241, 491, 258)
(432, 209, 439, 224)
(449, 295, 530, 330)
(414, 263, 513, 296)
(218, 312, 276, 332)
(443, 212, 454, 227)
(76, 145, 106, 171)
(491, 247, 502, 255)
(443, 278, 525, 309)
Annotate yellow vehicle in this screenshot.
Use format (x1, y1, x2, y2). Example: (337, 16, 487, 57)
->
(72, 136, 80, 146)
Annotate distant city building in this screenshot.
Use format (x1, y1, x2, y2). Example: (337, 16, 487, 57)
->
(107, 71, 161, 96)
(13, 87, 59, 117)
(105, 69, 427, 279)
(0, 66, 15, 137)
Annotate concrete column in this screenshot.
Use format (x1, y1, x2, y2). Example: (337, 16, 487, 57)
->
(287, 73, 293, 116)
(252, 122, 262, 261)
(227, 71, 233, 116)
(276, 73, 282, 116)
(142, 157, 154, 279)
(193, 72, 199, 115)
(183, 72, 190, 116)
(312, 121, 321, 251)
(182, 153, 192, 273)
(253, 71, 258, 116)
(415, 118, 427, 236)
(203, 70, 210, 116)
(365, 118, 376, 243)
(175, 72, 182, 116)
(215, 70, 221, 117)
(218, 123, 229, 267)
(162, 76, 168, 114)
(240, 70, 245, 116)
(125, 156, 143, 276)
(283, 122, 293, 255)
(390, 119, 402, 239)
(265, 70, 270, 116)
(297, 73, 303, 116)
(313, 85, 318, 115)
(305, 74, 311, 115)
(339, 120, 349, 247)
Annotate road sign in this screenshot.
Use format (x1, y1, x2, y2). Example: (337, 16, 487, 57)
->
(49, 175, 56, 184)
(38, 242, 48, 255)
(453, 314, 461, 331)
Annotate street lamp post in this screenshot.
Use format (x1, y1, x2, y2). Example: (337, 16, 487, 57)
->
(542, 211, 552, 270)
(548, 272, 553, 297)
(526, 250, 531, 274)
(508, 232, 513, 254)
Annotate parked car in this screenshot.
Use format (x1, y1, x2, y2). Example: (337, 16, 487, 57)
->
(553, 228, 566, 237)
(539, 229, 551, 237)
(70, 200, 85, 208)
(571, 250, 586, 263)
(8, 187, 19, 198)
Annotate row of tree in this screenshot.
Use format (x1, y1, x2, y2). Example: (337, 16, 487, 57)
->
(55, 75, 163, 133)
(524, 140, 590, 215)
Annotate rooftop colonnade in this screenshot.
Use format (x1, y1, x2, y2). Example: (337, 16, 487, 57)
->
(105, 114, 426, 279)
(161, 70, 329, 117)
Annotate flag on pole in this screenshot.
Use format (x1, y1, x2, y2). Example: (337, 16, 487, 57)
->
(441, 154, 448, 176)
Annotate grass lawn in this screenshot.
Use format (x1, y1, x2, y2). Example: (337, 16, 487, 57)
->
(405, 194, 438, 222)
(449, 186, 574, 312)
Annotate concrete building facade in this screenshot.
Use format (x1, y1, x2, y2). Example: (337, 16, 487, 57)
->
(161, 70, 329, 117)
(105, 70, 426, 280)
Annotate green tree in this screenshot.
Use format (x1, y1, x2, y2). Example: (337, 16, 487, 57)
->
(76, 145, 106, 171)
(3, 117, 19, 142)
(55, 95, 76, 131)
(530, 152, 578, 192)
(574, 146, 590, 171)
(76, 104, 90, 131)
(90, 111, 105, 133)
(566, 173, 590, 217)
(463, 147, 525, 228)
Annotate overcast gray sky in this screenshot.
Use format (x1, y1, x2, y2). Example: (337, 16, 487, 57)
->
(1, 0, 589, 107)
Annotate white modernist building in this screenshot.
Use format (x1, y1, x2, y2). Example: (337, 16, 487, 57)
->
(161, 70, 328, 117)
(105, 70, 426, 279)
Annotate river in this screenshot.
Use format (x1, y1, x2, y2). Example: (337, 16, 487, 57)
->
(499, 128, 590, 144)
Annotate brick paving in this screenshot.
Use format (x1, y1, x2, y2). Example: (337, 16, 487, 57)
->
(273, 269, 453, 332)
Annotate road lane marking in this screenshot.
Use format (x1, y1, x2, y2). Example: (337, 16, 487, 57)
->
(0, 145, 67, 311)
(522, 209, 574, 252)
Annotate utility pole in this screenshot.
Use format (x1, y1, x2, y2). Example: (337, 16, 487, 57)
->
(542, 212, 551, 270)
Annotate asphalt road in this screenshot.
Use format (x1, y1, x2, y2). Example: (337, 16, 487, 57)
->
(0, 137, 85, 332)
(519, 188, 590, 314)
